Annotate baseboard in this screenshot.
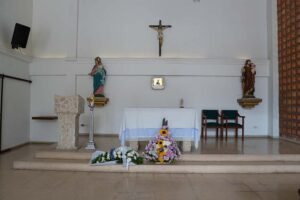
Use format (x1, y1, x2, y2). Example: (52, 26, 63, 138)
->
(280, 137, 300, 145)
(79, 133, 118, 137)
(0, 142, 30, 154)
(269, 136, 280, 139)
(29, 141, 56, 144)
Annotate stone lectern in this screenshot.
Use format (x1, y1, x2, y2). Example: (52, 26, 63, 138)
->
(55, 95, 84, 150)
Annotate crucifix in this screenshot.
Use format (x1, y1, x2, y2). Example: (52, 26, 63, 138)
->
(149, 20, 172, 57)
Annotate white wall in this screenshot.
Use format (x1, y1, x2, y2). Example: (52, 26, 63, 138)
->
(0, 51, 31, 150)
(30, 58, 269, 142)
(0, 0, 33, 55)
(0, 0, 32, 150)
(31, 0, 268, 59)
(28, 0, 272, 142)
(0, 0, 275, 144)
(31, 0, 77, 58)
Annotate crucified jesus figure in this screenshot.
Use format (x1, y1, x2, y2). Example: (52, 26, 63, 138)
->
(149, 20, 172, 56)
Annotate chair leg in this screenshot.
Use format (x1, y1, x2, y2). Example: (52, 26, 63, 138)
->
(205, 127, 207, 140)
(220, 127, 223, 139)
(201, 127, 203, 138)
(216, 128, 219, 138)
(242, 126, 244, 141)
(235, 128, 238, 138)
(226, 127, 228, 140)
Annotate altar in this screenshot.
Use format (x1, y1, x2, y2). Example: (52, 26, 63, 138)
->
(119, 108, 200, 151)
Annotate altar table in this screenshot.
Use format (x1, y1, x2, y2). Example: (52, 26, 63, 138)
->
(119, 108, 200, 149)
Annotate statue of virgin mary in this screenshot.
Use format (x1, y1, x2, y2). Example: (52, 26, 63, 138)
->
(89, 57, 107, 97)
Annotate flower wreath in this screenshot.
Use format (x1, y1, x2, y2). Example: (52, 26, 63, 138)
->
(144, 118, 181, 163)
(91, 146, 143, 165)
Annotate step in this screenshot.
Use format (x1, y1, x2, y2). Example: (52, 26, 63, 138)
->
(13, 160, 300, 174)
(35, 151, 300, 162)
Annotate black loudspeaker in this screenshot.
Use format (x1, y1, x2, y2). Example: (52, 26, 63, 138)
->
(11, 23, 30, 49)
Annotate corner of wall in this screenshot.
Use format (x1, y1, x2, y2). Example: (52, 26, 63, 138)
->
(266, 0, 279, 138)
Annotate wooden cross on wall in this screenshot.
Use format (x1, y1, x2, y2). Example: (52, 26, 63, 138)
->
(149, 20, 172, 57)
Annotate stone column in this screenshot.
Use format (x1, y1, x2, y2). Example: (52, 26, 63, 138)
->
(55, 95, 84, 150)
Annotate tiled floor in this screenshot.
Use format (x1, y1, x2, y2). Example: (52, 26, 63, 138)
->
(1, 137, 300, 200)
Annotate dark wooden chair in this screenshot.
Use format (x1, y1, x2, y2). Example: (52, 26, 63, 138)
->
(221, 110, 245, 140)
(201, 110, 222, 139)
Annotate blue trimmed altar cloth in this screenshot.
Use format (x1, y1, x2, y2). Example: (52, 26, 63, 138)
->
(119, 108, 200, 149)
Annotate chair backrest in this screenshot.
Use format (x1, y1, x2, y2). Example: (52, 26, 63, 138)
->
(221, 110, 238, 119)
(202, 110, 219, 120)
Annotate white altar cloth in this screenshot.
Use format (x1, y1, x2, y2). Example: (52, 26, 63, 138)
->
(119, 108, 200, 148)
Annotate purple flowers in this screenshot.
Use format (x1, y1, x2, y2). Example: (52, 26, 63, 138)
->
(144, 133, 181, 164)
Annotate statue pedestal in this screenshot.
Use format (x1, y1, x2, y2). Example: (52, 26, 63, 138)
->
(237, 97, 262, 109)
(87, 96, 109, 107)
(55, 95, 84, 150)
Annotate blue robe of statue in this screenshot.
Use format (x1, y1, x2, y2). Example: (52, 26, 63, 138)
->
(90, 65, 106, 97)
